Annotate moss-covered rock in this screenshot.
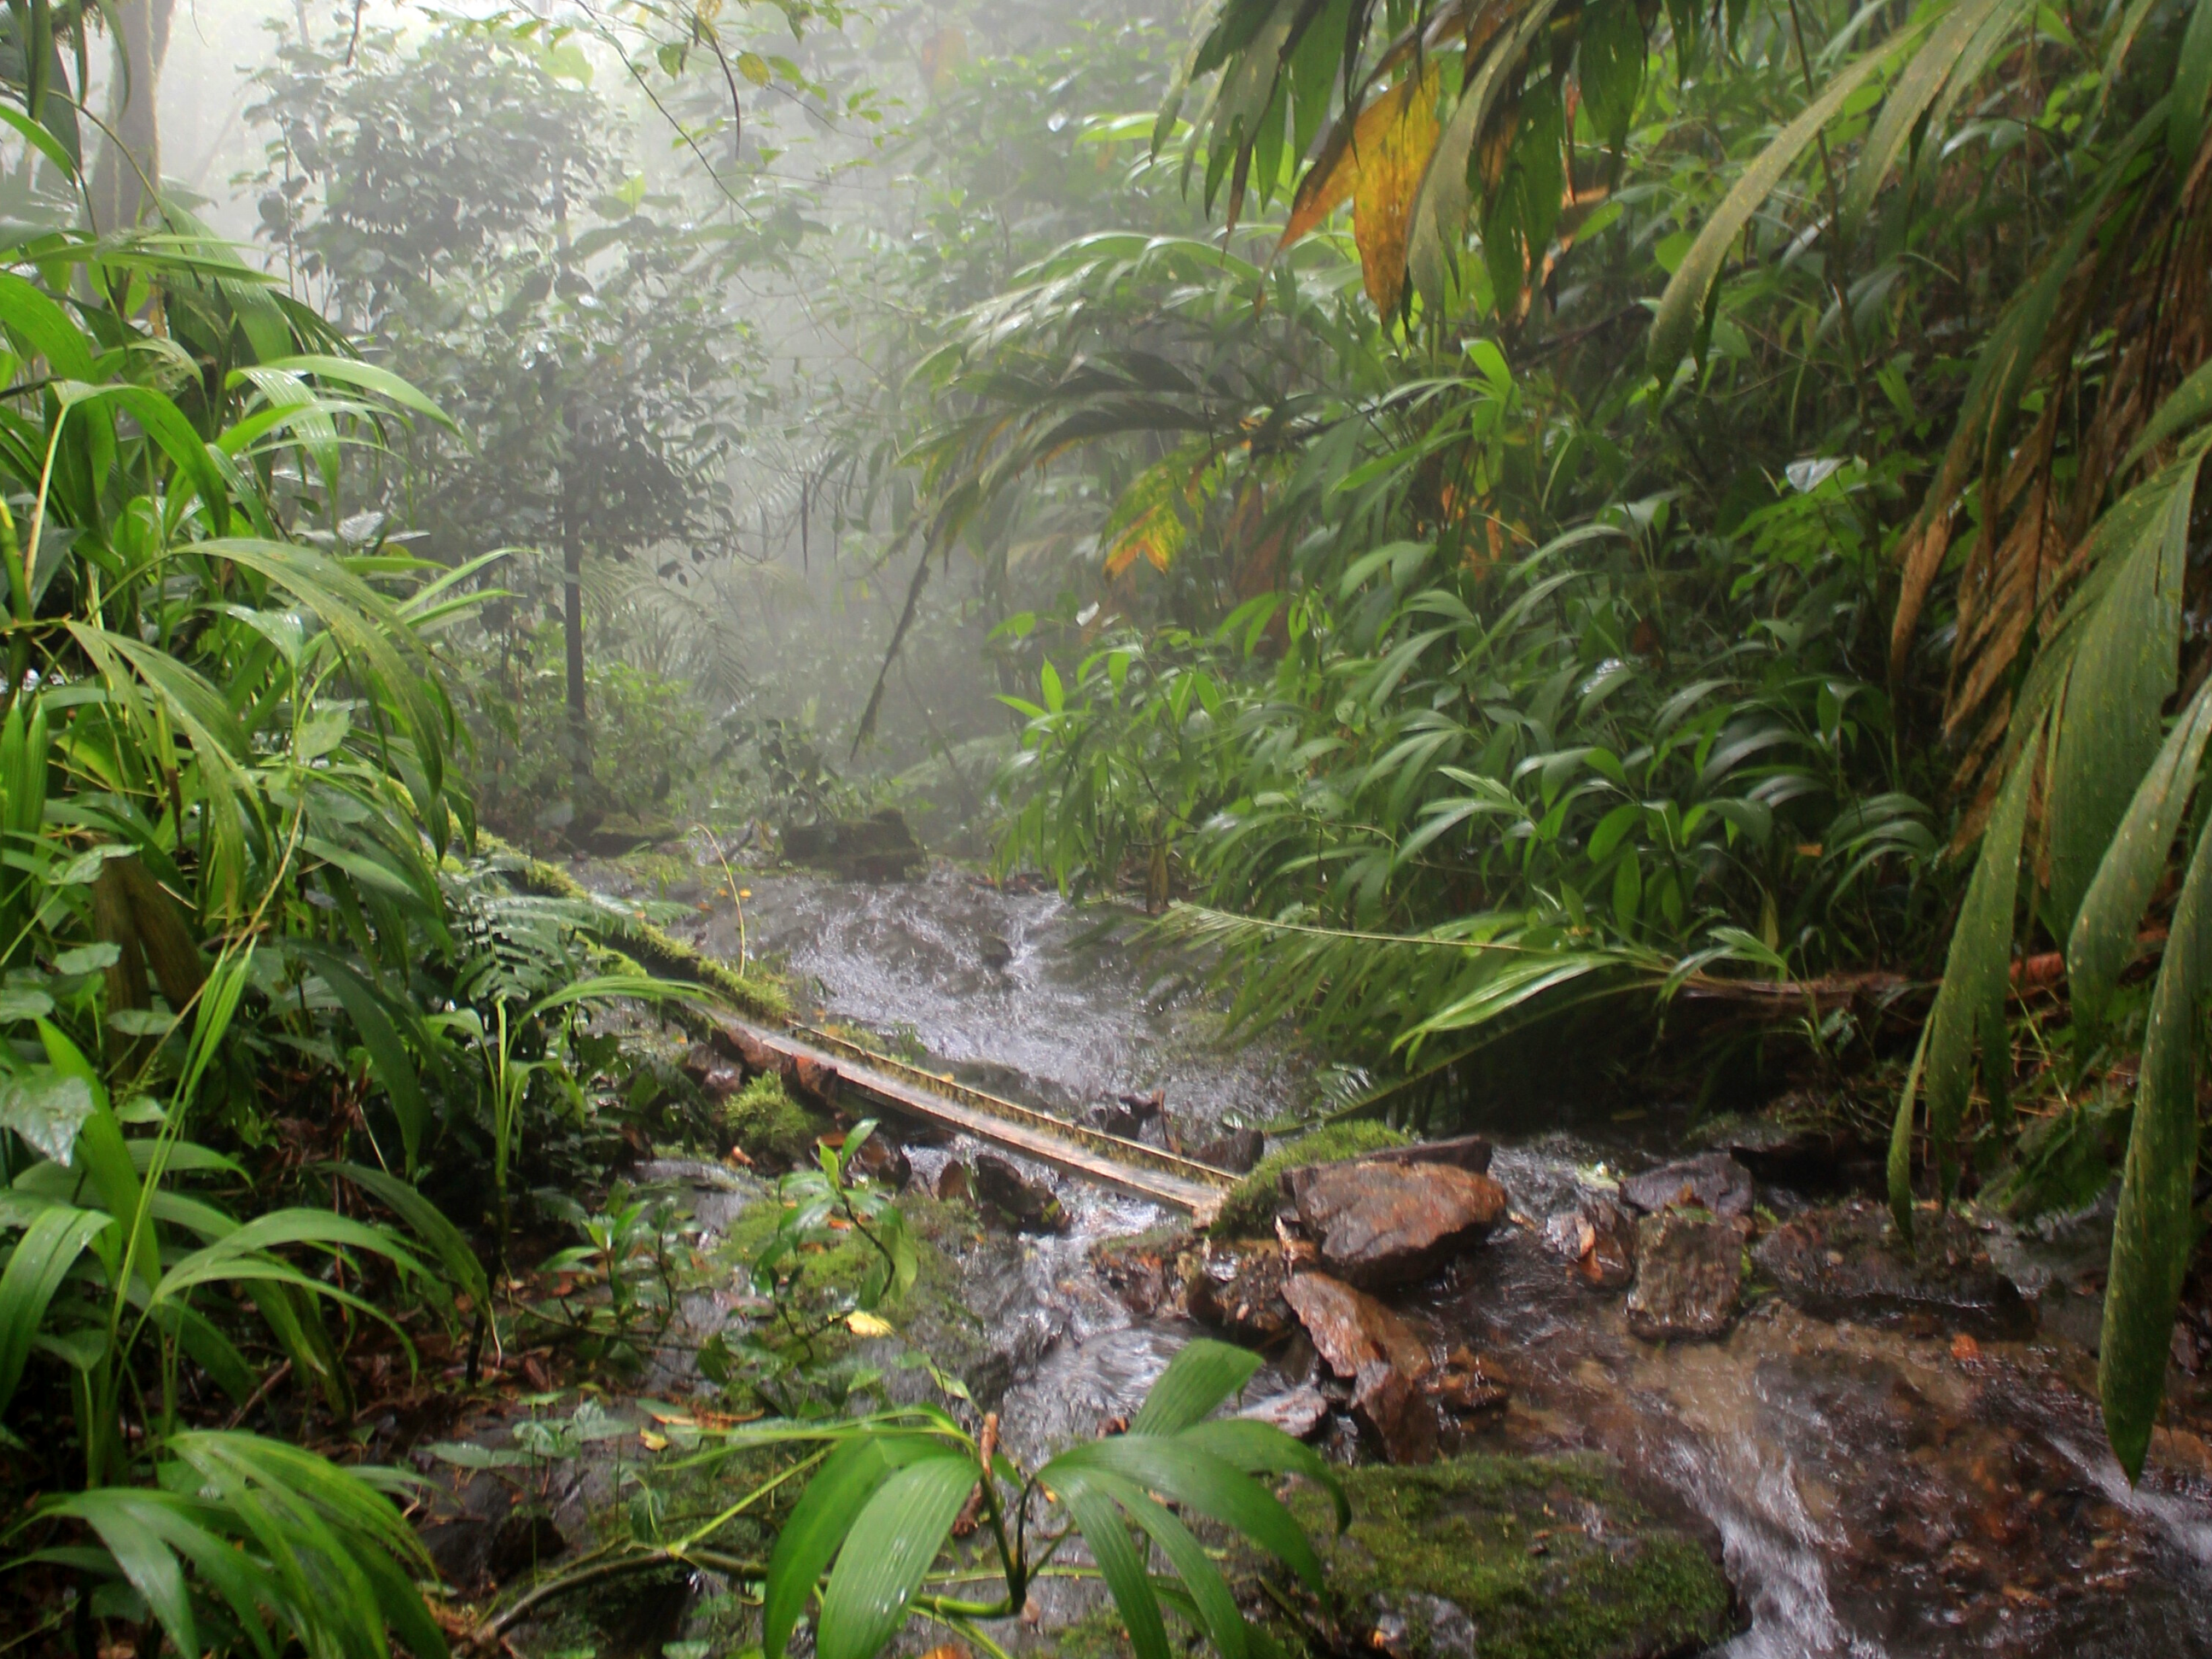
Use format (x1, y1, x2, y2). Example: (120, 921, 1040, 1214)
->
(1212, 1120, 1411, 1238)
(1260, 1454, 1736, 1659)
(716, 1071, 828, 1164)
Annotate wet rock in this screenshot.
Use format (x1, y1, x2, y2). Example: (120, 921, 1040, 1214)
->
(1284, 1271, 1438, 1458)
(1542, 1192, 1638, 1290)
(980, 934, 1013, 970)
(1090, 1231, 1189, 1318)
(1089, 1090, 1163, 1138)
(779, 808, 926, 882)
(972, 1153, 1068, 1233)
(1287, 1159, 1509, 1287)
(1692, 1097, 1885, 1190)
(1239, 1383, 1330, 1439)
(1368, 1592, 1480, 1659)
(1354, 1359, 1438, 1463)
(1424, 1348, 1510, 1418)
(1182, 1238, 1295, 1339)
(1192, 1125, 1265, 1173)
(1625, 1212, 1744, 1341)
(848, 1133, 910, 1190)
(928, 1158, 973, 1202)
(1754, 1199, 2033, 1336)
(1340, 1133, 1495, 1179)
(1620, 1150, 1754, 1219)
(1249, 1456, 1735, 1659)
(1284, 1272, 1434, 1382)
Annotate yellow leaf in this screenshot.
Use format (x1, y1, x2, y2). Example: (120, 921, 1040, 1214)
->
(846, 1311, 894, 1337)
(919, 27, 967, 95)
(1353, 64, 1443, 314)
(736, 51, 771, 88)
(639, 1430, 669, 1451)
(1279, 62, 1442, 256)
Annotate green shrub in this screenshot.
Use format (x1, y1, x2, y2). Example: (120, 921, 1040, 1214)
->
(719, 1072, 830, 1165)
(1211, 1120, 1411, 1237)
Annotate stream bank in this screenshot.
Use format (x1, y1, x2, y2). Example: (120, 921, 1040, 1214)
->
(447, 856, 2212, 1659)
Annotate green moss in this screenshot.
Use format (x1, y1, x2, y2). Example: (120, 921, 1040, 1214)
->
(713, 1072, 828, 1165)
(1043, 1603, 1139, 1659)
(1262, 1455, 1734, 1659)
(718, 1189, 975, 1375)
(1211, 1120, 1411, 1237)
(480, 832, 792, 1022)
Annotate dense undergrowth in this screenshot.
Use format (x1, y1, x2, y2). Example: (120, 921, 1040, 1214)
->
(10, 0, 2212, 1650)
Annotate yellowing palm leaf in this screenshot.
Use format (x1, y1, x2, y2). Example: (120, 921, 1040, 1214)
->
(1278, 62, 1442, 316)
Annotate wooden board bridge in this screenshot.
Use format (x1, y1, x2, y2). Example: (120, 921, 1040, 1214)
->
(712, 1015, 1234, 1219)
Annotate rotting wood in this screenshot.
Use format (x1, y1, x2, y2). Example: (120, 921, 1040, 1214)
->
(709, 1015, 1232, 1219)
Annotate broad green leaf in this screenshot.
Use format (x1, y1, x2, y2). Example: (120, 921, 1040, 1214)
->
(1838, 0, 2021, 246)
(328, 1161, 490, 1307)
(1126, 1336, 1262, 1435)
(288, 945, 430, 1169)
(1059, 1482, 1170, 1659)
(0, 1066, 94, 1162)
(239, 355, 457, 433)
(1918, 714, 2040, 1194)
(1406, 0, 1566, 308)
(1173, 1417, 1349, 1530)
(813, 1451, 978, 1659)
(2067, 674, 2212, 1040)
(2122, 357, 2212, 473)
(1649, 44, 1901, 373)
(2102, 806, 2212, 1479)
(763, 1435, 938, 1659)
(2045, 451, 2201, 937)
(1079, 1470, 1249, 1659)
(0, 1204, 108, 1414)
(2174, 0, 2212, 165)
(1041, 1435, 1322, 1590)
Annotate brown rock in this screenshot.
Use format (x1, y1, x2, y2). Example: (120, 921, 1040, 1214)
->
(930, 1159, 973, 1202)
(1625, 1212, 1744, 1341)
(1182, 1239, 1294, 1339)
(973, 1153, 1068, 1233)
(1340, 1134, 1494, 1178)
(1620, 1152, 1754, 1219)
(1192, 1125, 1266, 1173)
(1354, 1359, 1437, 1463)
(1288, 1160, 1508, 1287)
(1091, 1233, 1188, 1318)
(1425, 1352, 1509, 1417)
(1542, 1193, 1637, 1289)
(1283, 1272, 1433, 1382)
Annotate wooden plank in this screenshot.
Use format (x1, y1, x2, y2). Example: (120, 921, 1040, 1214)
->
(713, 1016, 1231, 1218)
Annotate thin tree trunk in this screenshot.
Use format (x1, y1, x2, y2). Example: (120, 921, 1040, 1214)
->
(90, 0, 175, 232)
(562, 459, 587, 786)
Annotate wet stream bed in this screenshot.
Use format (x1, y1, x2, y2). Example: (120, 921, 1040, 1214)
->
(449, 860, 2212, 1659)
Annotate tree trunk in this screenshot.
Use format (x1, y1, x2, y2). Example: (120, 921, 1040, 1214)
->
(90, 0, 175, 232)
(561, 459, 588, 786)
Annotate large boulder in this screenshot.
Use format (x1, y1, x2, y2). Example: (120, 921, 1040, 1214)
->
(1288, 1159, 1509, 1287)
(1625, 1212, 1744, 1341)
(778, 809, 925, 882)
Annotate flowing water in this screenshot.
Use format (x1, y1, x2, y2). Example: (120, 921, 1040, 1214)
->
(660, 862, 2212, 1657)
